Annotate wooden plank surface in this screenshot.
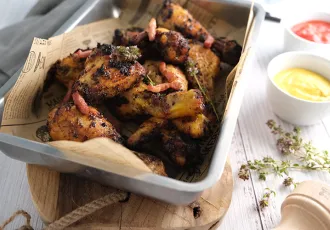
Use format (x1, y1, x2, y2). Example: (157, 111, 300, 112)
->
(1, 1, 330, 230)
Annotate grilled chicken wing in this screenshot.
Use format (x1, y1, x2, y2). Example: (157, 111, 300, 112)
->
(172, 114, 209, 139)
(145, 61, 188, 93)
(143, 60, 166, 84)
(117, 86, 204, 119)
(154, 28, 190, 64)
(161, 128, 198, 167)
(74, 44, 145, 102)
(185, 42, 220, 101)
(47, 103, 122, 143)
(128, 117, 167, 147)
(117, 60, 196, 118)
(112, 27, 144, 46)
(131, 27, 190, 64)
(134, 152, 167, 176)
(212, 37, 242, 66)
(157, 1, 214, 48)
(47, 51, 86, 88)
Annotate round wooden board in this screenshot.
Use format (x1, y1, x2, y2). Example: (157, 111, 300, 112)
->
(27, 161, 233, 230)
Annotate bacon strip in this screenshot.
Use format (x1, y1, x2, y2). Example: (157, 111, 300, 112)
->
(147, 18, 157, 41)
(147, 62, 187, 92)
(62, 81, 73, 104)
(72, 92, 91, 116)
(74, 49, 92, 58)
(159, 62, 187, 91)
(204, 34, 215, 48)
(159, 62, 176, 82)
(147, 83, 172, 93)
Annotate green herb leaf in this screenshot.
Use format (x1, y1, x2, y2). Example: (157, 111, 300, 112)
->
(185, 59, 219, 121)
(239, 119, 330, 210)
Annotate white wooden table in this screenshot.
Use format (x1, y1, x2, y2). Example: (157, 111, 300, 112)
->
(2, 1, 330, 229)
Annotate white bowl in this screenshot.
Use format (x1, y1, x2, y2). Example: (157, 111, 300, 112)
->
(282, 11, 330, 53)
(267, 52, 330, 126)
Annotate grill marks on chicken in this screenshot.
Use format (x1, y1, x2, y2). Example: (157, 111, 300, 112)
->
(212, 37, 242, 66)
(128, 117, 167, 147)
(47, 53, 85, 88)
(47, 103, 122, 143)
(134, 152, 168, 176)
(74, 44, 145, 102)
(117, 86, 204, 119)
(161, 128, 198, 167)
(123, 19, 190, 65)
(117, 60, 202, 119)
(185, 42, 221, 101)
(112, 27, 144, 46)
(172, 114, 209, 139)
(155, 28, 190, 64)
(157, 1, 214, 48)
(127, 117, 200, 167)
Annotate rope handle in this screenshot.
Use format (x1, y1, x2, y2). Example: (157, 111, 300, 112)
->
(0, 191, 129, 230)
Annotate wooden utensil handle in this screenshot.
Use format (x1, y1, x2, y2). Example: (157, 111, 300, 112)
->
(274, 180, 330, 230)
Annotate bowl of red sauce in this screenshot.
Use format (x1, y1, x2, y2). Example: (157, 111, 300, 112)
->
(282, 12, 330, 52)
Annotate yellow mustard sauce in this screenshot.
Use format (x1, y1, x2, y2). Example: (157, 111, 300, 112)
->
(273, 68, 330, 102)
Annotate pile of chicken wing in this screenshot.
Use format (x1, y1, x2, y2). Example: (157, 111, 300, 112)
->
(46, 1, 242, 177)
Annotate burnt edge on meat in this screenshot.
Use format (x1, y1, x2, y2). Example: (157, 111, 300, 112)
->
(211, 37, 242, 66)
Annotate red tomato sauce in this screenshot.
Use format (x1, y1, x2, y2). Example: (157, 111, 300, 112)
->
(292, 20, 330, 44)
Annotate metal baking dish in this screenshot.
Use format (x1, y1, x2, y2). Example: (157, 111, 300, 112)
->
(0, 0, 264, 204)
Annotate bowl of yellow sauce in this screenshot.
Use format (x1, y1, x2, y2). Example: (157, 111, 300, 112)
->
(267, 52, 330, 126)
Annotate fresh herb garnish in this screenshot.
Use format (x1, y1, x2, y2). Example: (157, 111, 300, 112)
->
(114, 46, 141, 62)
(185, 59, 219, 121)
(143, 72, 156, 86)
(239, 120, 330, 209)
(259, 188, 276, 209)
(283, 177, 298, 188)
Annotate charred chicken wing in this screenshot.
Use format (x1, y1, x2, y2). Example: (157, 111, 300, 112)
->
(172, 114, 209, 139)
(161, 128, 198, 167)
(128, 117, 167, 147)
(212, 37, 242, 66)
(47, 103, 122, 143)
(134, 152, 167, 176)
(74, 44, 145, 102)
(157, 1, 214, 48)
(131, 19, 190, 64)
(154, 28, 190, 64)
(118, 86, 205, 119)
(47, 49, 90, 88)
(185, 42, 220, 101)
(112, 27, 144, 46)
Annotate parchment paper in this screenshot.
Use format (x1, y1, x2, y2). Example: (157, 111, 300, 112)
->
(0, 0, 253, 181)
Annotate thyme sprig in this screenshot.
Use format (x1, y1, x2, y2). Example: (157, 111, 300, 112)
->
(239, 120, 330, 209)
(259, 188, 276, 209)
(283, 177, 299, 188)
(185, 59, 219, 121)
(239, 120, 330, 182)
(115, 46, 141, 62)
(143, 72, 155, 86)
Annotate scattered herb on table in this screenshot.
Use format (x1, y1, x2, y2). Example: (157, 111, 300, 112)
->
(259, 188, 276, 209)
(283, 177, 299, 188)
(239, 119, 330, 209)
